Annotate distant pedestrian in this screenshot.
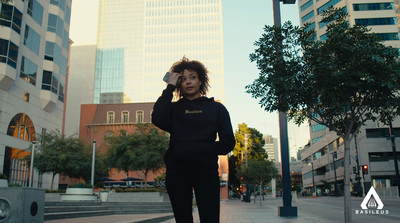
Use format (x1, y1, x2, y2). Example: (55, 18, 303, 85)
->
(152, 57, 235, 223)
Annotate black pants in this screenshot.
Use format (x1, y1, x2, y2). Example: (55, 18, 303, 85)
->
(166, 172, 220, 223)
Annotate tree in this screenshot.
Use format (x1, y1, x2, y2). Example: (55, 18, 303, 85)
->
(229, 123, 266, 190)
(130, 123, 169, 188)
(29, 130, 104, 190)
(246, 7, 400, 222)
(105, 130, 137, 181)
(320, 180, 334, 196)
(105, 124, 169, 188)
(232, 123, 266, 165)
(236, 159, 278, 205)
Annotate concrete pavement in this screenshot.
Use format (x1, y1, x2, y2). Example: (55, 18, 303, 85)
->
(45, 198, 331, 223)
(45, 197, 400, 223)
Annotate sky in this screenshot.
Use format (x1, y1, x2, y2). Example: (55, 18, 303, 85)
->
(69, 0, 310, 155)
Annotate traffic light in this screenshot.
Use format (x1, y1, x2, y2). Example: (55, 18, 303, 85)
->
(362, 165, 368, 174)
(353, 166, 357, 174)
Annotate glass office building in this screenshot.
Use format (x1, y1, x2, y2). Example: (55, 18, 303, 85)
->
(95, 0, 225, 104)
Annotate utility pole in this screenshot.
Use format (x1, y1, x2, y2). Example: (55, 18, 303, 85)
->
(244, 134, 249, 168)
(332, 152, 339, 197)
(354, 135, 364, 197)
(388, 121, 400, 197)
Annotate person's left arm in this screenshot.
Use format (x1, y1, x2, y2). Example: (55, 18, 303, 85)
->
(208, 104, 236, 155)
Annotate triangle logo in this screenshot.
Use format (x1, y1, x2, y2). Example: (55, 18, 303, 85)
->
(360, 186, 384, 210)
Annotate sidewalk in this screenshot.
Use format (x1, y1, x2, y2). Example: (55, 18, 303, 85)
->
(45, 198, 334, 223)
(161, 198, 334, 223)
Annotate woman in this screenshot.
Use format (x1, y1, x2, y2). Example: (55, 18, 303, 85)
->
(152, 57, 235, 223)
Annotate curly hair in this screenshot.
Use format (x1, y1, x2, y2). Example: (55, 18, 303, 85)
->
(169, 56, 210, 97)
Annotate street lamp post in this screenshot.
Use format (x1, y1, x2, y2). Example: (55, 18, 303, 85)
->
(273, 0, 298, 217)
(388, 121, 400, 197)
(29, 141, 36, 187)
(91, 140, 96, 187)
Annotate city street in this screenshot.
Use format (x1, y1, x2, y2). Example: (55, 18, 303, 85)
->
(161, 196, 400, 223)
(294, 196, 400, 223)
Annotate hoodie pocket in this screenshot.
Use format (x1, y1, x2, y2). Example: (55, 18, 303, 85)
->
(170, 142, 217, 167)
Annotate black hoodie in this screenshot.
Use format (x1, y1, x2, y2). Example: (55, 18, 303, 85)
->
(152, 84, 235, 175)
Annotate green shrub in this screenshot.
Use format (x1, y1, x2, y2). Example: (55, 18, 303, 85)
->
(46, 189, 66, 193)
(114, 188, 166, 193)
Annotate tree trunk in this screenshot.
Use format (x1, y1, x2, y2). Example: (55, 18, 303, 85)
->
(253, 185, 256, 203)
(51, 172, 55, 191)
(144, 170, 148, 189)
(344, 137, 352, 223)
(259, 180, 263, 205)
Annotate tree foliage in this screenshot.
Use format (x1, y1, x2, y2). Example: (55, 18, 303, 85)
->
(247, 7, 400, 222)
(232, 123, 266, 164)
(105, 123, 169, 188)
(236, 159, 278, 204)
(29, 130, 108, 190)
(229, 123, 266, 189)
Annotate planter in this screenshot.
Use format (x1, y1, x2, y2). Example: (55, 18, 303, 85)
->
(0, 179, 8, 187)
(60, 188, 97, 201)
(99, 191, 109, 202)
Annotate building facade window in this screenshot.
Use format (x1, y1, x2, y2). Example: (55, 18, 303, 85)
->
(0, 38, 19, 68)
(122, 111, 129, 123)
(136, 111, 144, 123)
(47, 14, 63, 38)
(27, 0, 43, 26)
(24, 25, 40, 55)
(311, 124, 326, 132)
(23, 92, 30, 102)
(353, 3, 394, 11)
(41, 70, 58, 94)
(44, 42, 61, 66)
(50, 0, 66, 12)
(62, 30, 69, 50)
(302, 10, 315, 23)
(301, 0, 313, 12)
(0, 4, 23, 34)
(318, 0, 342, 15)
(312, 136, 323, 144)
(355, 18, 396, 26)
(305, 22, 316, 32)
(107, 112, 115, 124)
(58, 83, 64, 102)
(366, 128, 400, 138)
(65, 6, 71, 24)
(20, 56, 37, 85)
(378, 33, 400, 41)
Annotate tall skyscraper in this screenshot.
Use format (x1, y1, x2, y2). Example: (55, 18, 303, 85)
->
(298, 0, 400, 196)
(94, 0, 225, 104)
(263, 135, 279, 162)
(0, 0, 72, 189)
(64, 45, 97, 136)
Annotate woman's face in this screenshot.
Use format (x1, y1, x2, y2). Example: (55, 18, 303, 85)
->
(179, 69, 202, 100)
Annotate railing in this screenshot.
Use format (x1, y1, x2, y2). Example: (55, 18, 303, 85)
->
(376, 187, 399, 198)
